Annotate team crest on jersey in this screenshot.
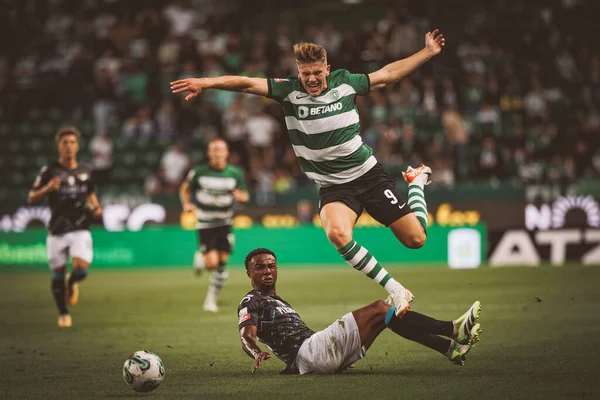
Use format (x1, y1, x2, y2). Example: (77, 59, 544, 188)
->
(331, 89, 339, 100)
(77, 173, 88, 181)
(67, 176, 75, 186)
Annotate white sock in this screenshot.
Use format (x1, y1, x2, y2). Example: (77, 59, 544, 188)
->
(193, 251, 205, 269)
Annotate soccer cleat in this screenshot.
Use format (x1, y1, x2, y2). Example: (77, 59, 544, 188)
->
(387, 288, 415, 318)
(448, 323, 480, 365)
(203, 294, 218, 313)
(57, 314, 72, 328)
(402, 165, 432, 186)
(454, 301, 481, 344)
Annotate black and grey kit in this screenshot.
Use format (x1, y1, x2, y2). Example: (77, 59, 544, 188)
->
(237, 290, 314, 370)
(31, 162, 95, 234)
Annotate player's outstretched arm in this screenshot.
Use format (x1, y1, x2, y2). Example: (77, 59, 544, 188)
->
(240, 325, 271, 373)
(170, 76, 268, 101)
(369, 29, 446, 90)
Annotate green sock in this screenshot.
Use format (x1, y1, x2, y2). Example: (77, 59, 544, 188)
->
(408, 182, 428, 231)
(338, 240, 402, 294)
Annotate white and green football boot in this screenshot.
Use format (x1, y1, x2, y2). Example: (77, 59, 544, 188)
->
(453, 301, 482, 345)
(448, 323, 481, 365)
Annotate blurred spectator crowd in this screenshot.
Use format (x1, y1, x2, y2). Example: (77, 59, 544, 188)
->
(0, 0, 598, 201)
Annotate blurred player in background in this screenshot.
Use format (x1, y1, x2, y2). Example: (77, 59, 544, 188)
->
(239, 248, 482, 374)
(172, 30, 446, 317)
(28, 127, 102, 328)
(180, 139, 249, 312)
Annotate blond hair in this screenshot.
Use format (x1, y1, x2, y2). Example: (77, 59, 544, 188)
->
(293, 42, 327, 65)
(55, 126, 81, 142)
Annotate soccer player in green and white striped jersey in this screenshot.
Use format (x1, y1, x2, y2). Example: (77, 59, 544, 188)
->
(180, 139, 249, 312)
(171, 30, 446, 318)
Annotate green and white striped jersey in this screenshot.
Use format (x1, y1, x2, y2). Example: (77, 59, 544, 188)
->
(267, 69, 375, 186)
(186, 164, 246, 229)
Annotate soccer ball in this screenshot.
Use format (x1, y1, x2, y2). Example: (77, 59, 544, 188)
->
(122, 350, 166, 392)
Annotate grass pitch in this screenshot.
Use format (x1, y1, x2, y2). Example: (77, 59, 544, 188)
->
(1, 265, 599, 399)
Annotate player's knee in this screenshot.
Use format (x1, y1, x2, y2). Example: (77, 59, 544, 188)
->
(406, 231, 426, 249)
(204, 253, 219, 269)
(72, 260, 89, 270)
(371, 300, 391, 316)
(326, 226, 352, 248)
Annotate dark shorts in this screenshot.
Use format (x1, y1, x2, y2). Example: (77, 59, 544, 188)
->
(197, 225, 234, 254)
(318, 163, 412, 227)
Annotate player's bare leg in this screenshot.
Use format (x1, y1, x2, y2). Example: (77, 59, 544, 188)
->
(320, 202, 357, 249)
(321, 202, 413, 317)
(389, 214, 427, 249)
(52, 265, 71, 327)
(350, 300, 390, 350)
(66, 258, 89, 307)
(203, 250, 219, 270)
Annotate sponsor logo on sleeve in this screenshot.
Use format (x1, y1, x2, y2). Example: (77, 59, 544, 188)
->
(239, 313, 251, 324)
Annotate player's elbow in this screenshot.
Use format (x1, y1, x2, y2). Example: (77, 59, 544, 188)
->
(372, 69, 393, 89)
(239, 76, 255, 92)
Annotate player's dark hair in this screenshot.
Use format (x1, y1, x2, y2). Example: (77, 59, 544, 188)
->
(55, 126, 81, 142)
(245, 248, 276, 271)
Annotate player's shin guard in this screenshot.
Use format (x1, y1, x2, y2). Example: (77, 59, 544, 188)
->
(51, 271, 68, 315)
(68, 269, 88, 286)
(338, 240, 403, 294)
(408, 183, 428, 232)
(385, 307, 451, 354)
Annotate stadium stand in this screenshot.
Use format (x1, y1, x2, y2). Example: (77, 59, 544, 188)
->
(0, 0, 598, 209)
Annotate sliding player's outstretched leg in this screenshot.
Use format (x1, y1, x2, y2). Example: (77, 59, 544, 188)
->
(383, 303, 481, 365)
(351, 299, 481, 367)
